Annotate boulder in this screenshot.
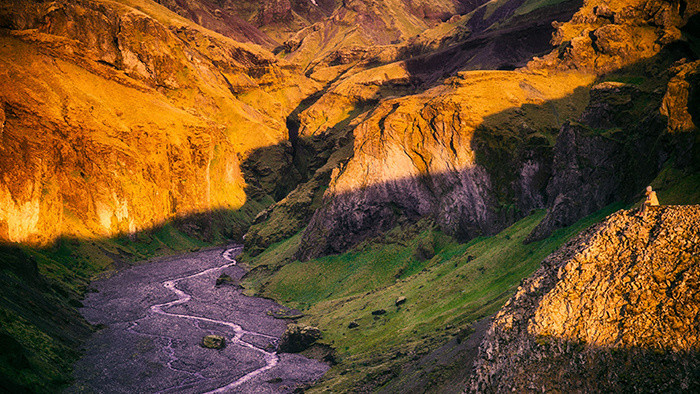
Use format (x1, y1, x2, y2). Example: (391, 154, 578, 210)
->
(201, 335, 226, 349)
(278, 324, 322, 353)
(371, 309, 387, 316)
(348, 321, 359, 329)
(395, 296, 407, 306)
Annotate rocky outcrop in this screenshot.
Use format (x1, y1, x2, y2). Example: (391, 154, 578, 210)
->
(520, 0, 700, 241)
(471, 205, 700, 392)
(278, 324, 322, 353)
(528, 58, 700, 242)
(526, 81, 664, 241)
(529, 0, 700, 74)
(295, 70, 594, 259)
(0, 0, 317, 245)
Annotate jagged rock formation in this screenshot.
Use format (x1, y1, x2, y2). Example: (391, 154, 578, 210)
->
(0, 0, 316, 244)
(525, 66, 697, 242)
(525, 0, 700, 240)
(529, 0, 700, 74)
(471, 205, 700, 392)
(241, 0, 594, 257)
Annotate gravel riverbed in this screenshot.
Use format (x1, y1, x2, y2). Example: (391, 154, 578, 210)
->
(68, 246, 328, 393)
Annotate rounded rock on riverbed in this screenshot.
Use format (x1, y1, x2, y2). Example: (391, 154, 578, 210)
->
(278, 324, 321, 353)
(201, 335, 226, 349)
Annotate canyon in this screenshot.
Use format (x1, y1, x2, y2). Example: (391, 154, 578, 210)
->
(0, 0, 698, 392)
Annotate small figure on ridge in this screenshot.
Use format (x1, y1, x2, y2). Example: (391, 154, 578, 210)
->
(639, 185, 659, 219)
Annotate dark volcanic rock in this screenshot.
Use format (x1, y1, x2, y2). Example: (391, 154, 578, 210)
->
(278, 324, 322, 353)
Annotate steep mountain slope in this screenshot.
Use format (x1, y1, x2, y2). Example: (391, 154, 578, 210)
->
(296, 70, 594, 259)
(525, 0, 700, 240)
(279, 0, 699, 261)
(278, 0, 486, 67)
(471, 205, 700, 392)
(243, 0, 589, 256)
(0, 0, 698, 392)
(152, 0, 337, 48)
(237, 1, 700, 389)
(0, 0, 317, 245)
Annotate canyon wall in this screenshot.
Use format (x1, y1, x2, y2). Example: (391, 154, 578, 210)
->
(296, 70, 594, 259)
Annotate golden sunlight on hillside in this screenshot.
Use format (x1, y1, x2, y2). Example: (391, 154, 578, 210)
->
(0, 0, 316, 245)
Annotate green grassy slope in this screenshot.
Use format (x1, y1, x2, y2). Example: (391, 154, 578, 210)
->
(243, 203, 626, 392)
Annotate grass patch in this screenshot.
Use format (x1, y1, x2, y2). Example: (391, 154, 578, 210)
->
(244, 204, 622, 392)
(514, 0, 572, 17)
(649, 166, 700, 205)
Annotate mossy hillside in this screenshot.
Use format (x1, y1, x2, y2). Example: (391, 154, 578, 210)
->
(243, 204, 624, 392)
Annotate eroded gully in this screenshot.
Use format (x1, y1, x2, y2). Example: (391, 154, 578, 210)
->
(68, 247, 328, 393)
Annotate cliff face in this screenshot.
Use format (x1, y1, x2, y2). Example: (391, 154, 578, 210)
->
(525, 66, 698, 242)
(0, 0, 317, 245)
(523, 0, 700, 240)
(471, 205, 700, 392)
(295, 70, 594, 259)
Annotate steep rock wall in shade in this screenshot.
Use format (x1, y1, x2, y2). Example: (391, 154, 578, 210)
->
(295, 70, 594, 259)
